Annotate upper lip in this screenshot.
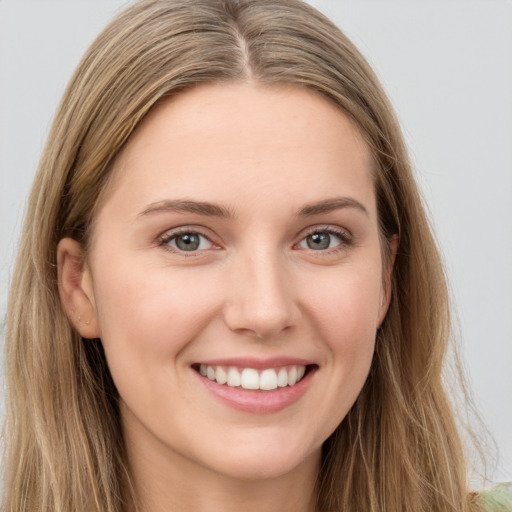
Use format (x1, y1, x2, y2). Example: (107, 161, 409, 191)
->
(192, 357, 315, 369)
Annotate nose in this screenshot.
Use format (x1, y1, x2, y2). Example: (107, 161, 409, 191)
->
(223, 249, 301, 339)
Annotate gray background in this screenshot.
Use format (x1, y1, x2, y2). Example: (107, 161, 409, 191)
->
(1, 0, 511, 484)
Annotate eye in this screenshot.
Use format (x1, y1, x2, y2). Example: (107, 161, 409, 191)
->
(297, 229, 349, 251)
(161, 231, 214, 252)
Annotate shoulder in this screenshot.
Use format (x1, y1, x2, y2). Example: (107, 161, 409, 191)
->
(478, 483, 512, 511)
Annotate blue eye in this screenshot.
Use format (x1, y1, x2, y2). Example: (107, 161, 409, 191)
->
(298, 230, 346, 251)
(164, 232, 213, 252)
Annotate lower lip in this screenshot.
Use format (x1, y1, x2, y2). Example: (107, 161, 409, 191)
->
(196, 368, 315, 414)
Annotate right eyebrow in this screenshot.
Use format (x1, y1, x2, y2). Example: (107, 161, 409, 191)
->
(298, 196, 369, 217)
(137, 199, 234, 219)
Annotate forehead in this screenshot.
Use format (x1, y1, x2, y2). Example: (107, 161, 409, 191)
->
(101, 82, 376, 222)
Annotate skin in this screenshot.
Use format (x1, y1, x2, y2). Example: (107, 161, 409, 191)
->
(58, 83, 396, 512)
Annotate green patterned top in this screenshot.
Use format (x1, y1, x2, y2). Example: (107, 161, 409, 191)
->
(478, 483, 512, 511)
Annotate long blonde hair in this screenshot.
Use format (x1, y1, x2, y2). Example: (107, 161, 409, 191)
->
(3, 0, 480, 510)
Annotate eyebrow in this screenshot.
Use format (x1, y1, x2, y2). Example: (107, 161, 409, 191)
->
(138, 196, 368, 220)
(298, 197, 368, 217)
(138, 199, 234, 218)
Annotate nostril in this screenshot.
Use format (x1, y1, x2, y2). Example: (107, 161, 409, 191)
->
(222, 278, 301, 338)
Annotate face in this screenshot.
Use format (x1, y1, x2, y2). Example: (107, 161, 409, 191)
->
(60, 83, 394, 485)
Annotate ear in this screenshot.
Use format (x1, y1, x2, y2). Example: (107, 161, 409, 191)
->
(57, 237, 101, 339)
(377, 234, 399, 327)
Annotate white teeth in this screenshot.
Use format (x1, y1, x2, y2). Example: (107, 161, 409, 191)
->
(215, 366, 227, 385)
(241, 368, 259, 390)
(287, 366, 298, 386)
(277, 367, 288, 387)
(198, 364, 308, 391)
(260, 369, 278, 390)
(206, 366, 216, 381)
(227, 366, 241, 387)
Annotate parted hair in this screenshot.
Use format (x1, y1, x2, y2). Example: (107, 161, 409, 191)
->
(3, 1, 481, 511)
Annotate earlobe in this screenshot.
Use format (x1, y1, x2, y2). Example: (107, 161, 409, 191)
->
(57, 237, 101, 339)
(378, 234, 399, 327)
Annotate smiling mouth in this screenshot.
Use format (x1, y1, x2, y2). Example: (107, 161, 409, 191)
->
(192, 364, 316, 391)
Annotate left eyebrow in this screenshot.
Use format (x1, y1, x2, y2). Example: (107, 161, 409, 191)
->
(138, 199, 234, 219)
(298, 197, 369, 217)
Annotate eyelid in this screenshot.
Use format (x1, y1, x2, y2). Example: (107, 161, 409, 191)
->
(294, 225, 353, 252)
(154, 224, 353, 256)
(157, 226, 221, 254)
(298, 224, 352, 240)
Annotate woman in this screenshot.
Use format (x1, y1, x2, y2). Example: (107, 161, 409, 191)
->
(3, 0, 510, 511)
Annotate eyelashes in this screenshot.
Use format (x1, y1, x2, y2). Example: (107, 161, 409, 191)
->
(296, 227, 352, 252)
(157, 226, 353, 256)
(157, 229, 218, 256)
(161, 231, 215, 252)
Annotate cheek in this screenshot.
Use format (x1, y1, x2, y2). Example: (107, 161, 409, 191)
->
(290, 263, 383, 444)
(90, 262, 225, 429)
(305, 262, 383, 345)
(302, 260, 382, 400)
(91, 261, 221, 364)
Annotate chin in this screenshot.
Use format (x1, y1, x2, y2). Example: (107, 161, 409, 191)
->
(198, 434, 321, 482)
